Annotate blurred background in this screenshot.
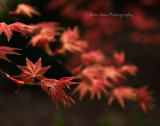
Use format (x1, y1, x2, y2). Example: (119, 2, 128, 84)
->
(0, 0, 160, 126)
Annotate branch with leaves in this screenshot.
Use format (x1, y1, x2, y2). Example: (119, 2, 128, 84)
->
(0, 1, 156, 113)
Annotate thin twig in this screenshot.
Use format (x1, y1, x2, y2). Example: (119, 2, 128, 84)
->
(0, 68, 5, 76)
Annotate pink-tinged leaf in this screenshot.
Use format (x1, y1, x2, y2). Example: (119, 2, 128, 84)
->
(14, 58, 50, 83)
(17, 66, 32, 74)
(39, 78, 57, 87)
(9, 22, 33, 37)
(26, 58, 35, 71)
(73, 64, 110, 100)
(54, 90, 67, 108)
(43, 44, 53, 56)
(56, 80, 75, 87)
(67, 96, 76, 105)
(103, 66, 125, 84)
(60, 27, 88, 54)
(0, 46, 21, 62)
(78, 85, 89, 100)
(31, 21, 62, 35)
(0, 22, 32, 42)
(73, 77, 107, 100)
(116, 93, 126, 108)
(59, 76, 76, 81)
(108, 95, 115, 106)
(90, 79, 107, 99)
(27, 22, 62, 55)
(119, 65, 137, 76)
(41, 85, 49, 95)
(38, 77, 76, 109)
(36, 66, 51, 75)
(108, 87, 135, 108)
(81, 50, 105, 65)
(0, 23, 12, 41)
(11, 4, 41, 18)
(27, 34, 56, 55)
(50, 88, 59, 110)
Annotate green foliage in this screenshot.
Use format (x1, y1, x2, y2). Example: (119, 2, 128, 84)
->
(97, 117, 119, 126)
(54, 114, 67, 126)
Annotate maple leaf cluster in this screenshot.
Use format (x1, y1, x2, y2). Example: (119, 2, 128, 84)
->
(58, 27, 87, 54)
(71, 50, 154, 112)
(0, 0, 157, 113)
(0, 3, 76, 109)
(28, 22, 62, 55)
(46, 0, 160, 46)
(27, 24, 87, 56)
(6, 58, 76, 109)
(44, 0, 157, 112)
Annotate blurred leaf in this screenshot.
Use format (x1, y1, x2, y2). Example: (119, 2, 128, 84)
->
(97, 117, 117, 126)
(54, 114, 67, 126)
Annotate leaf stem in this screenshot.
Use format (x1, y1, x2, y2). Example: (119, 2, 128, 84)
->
(0, 68, 5, 76)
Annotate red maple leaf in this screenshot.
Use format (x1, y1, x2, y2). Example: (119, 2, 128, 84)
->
(31, 22, 62, 35)
(9, 22, 32, 37)
(0, 22, 32, 41)
(108, 86, 135, 108)
(11, 4, 41, 18)
(27, 34, 55, 55)
(73, 78, 107, 100)
(81, 50, 105, 66)
(0, 23, 12, 41)
(136, 86, 155, 113)
(119, 65, 137, 76)
(0, 46, 21, 62)
(38, 77, 76, 109)
(59, 27, 87, 54)
(14, 58, 51, 84)
(73, 65, 108, 100)
(27, 22, 62, 55)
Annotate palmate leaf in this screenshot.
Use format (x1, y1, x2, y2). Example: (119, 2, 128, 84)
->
(0, 46, 21, 62)
(39, 77, 76, 109)
(14, 58, 51, 83)
(108, 86, 135, 108)
(0, 22, 32, 41)
(136, 86, 155, 113)
(11, 4, 41, 18)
